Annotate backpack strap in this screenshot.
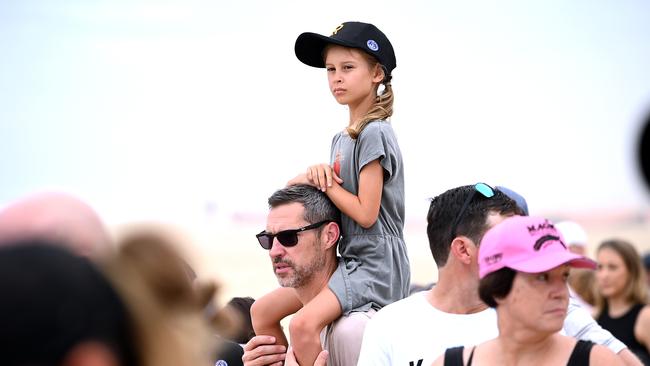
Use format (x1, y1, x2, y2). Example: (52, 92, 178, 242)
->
(466, 346, 476, 366)
(444, 346, 465, 366)
(567, 340, 594, 366)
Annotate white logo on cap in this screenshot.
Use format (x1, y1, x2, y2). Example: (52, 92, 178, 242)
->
(366, 40, 379, 51)
(216, 360, 228, 366)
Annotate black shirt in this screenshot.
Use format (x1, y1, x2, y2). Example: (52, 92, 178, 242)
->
(597, 303, 650, 365)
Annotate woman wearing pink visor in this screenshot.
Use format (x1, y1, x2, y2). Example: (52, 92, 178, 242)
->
(433, 215, 622, 366)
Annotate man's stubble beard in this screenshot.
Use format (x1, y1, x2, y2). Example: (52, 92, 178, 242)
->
(275, 238, 326, 288)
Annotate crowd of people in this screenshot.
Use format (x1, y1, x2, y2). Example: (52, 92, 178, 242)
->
(1, 20, 649, 366)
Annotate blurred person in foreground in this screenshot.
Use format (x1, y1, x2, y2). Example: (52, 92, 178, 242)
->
(556, 220, 598, 311)
(0, 241, 135, 366)
(595, 239, 650, 364)
(433, 215, 621, 365)
(244, 184, 368, 366)
(0, 235, 214, 366)
(108, 227, 225, 366)
(0, 192, 225, 365)
(358, 184, 642, 366)
(0, 191, 112, 258)
(0, 231, 220, 366)
(117, 225, 248, 366)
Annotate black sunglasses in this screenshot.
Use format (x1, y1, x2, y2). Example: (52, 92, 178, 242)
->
(450, 182, 495, 238)
(256, 220, 332, 250)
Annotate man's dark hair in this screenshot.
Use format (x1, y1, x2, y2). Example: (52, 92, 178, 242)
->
(478, 267, 517, 307)
(268, 184, 341, 226)
(426, 185, 524, 267)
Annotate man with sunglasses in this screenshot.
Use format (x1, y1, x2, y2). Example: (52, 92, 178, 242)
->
(243, 184, 375, 366)
(357, 184, 642, 366)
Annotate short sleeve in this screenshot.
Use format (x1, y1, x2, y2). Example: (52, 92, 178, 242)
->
(356, 121, 400, 181)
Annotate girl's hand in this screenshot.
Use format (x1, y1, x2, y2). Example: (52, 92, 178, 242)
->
(306, 164, 343, 192)
(287, 173, 311, 187)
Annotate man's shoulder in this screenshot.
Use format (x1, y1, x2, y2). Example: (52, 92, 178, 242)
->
(327, 308, 375, 337)
(323, 309, 376, 366)
(370, 291, 430, 323)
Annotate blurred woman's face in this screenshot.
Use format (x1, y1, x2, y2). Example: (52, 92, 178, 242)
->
(499, 265, 570, 334)
(596, 248, 629, 299)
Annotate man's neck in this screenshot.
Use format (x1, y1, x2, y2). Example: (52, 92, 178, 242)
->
(293, 257, 338, 305)
(427, 267, 488, 314)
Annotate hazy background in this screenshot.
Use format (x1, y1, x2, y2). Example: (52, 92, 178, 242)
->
(2, 1, 650, 301)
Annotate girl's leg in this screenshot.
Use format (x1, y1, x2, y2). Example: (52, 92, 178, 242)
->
(289, 287, 342, 366)
(250, 287, 303, 347)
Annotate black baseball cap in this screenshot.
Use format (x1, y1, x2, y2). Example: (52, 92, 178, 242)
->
(295, 21, 396, 76)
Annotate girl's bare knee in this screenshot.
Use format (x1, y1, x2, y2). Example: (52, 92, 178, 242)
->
(289, 312, 317, 339)
(250, 299, 268, 328)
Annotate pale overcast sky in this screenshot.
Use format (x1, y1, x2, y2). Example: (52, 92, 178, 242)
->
(1, 0, 650, 228)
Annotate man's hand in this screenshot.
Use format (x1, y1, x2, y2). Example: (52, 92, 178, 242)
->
(242, 335, 286, 366)
(285, 346, 328, 366)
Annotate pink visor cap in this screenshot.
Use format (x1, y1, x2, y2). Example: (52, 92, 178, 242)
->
(478, 216, 597, 279)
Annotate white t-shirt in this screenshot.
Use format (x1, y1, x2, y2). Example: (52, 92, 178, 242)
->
(357, 291, 497, 366)
(357, 291, 627, 366)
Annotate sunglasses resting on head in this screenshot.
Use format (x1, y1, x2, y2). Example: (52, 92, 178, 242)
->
(450, 182, 495, 238)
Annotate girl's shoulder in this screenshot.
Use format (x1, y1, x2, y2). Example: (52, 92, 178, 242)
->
(359, 119, 395, 137)
(366, 118, 391, 128)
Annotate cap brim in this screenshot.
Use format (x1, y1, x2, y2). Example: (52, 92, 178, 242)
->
(294, 32, 358, 68)
(509, 252, 597, 274)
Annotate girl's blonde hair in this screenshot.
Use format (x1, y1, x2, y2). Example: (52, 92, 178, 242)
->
(347, 51, 394, 139)
(594, 239, 649, 317)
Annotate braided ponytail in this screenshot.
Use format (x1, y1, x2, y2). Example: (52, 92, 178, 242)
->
(347, 68, 394, 139)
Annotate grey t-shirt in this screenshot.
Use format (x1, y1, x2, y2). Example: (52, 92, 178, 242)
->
(327, 120, 411, 314)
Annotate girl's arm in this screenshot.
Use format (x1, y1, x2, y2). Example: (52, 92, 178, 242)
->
(320, 159, 383, 229)
(288, 160, 383, 228)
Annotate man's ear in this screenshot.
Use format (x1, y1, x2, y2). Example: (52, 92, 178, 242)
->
(322, 222, 341, 250)
(449, 236, 476, 265)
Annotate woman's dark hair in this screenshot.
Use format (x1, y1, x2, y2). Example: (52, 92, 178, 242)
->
(478, 267, 517, 307)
